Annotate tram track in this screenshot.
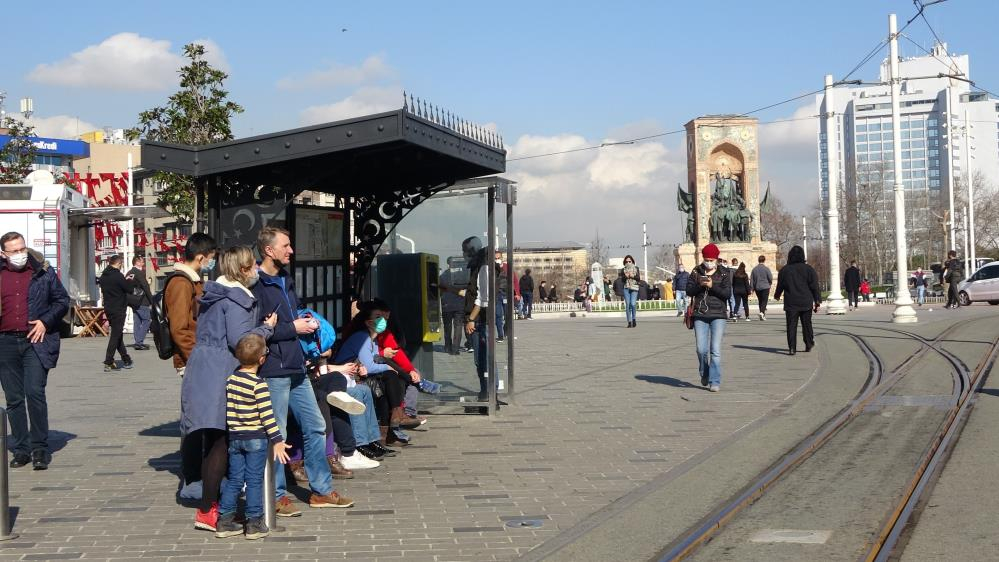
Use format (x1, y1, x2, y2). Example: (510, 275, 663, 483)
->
(656, 315, 999, 562)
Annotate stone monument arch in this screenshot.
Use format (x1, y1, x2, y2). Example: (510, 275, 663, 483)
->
(677, 115, 776, 270)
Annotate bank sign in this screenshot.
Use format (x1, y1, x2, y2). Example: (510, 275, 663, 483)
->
(0, 135, 89, 157)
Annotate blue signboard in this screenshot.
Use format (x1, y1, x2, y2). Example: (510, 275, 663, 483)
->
(0, 135, 89, 157)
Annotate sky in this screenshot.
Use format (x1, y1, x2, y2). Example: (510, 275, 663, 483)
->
(3, 0, 997, 256)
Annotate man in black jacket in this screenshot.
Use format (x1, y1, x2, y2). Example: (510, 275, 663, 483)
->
(844, 260, 862, 310)
(519, 268, 534, 319)
(124, 256, 152, 350)
(774, 246, 821, 355)
(100, 254, 133, 371)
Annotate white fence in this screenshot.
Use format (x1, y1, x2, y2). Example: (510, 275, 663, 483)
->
(530, 299, 678, 314)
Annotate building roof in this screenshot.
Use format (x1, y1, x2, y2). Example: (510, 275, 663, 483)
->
(512, 241, 586, 251)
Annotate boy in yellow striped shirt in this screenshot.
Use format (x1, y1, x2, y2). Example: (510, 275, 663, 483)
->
(215, 334, 291, 540)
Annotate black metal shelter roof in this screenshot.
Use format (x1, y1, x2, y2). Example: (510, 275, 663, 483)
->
(139, 103, 506, 195)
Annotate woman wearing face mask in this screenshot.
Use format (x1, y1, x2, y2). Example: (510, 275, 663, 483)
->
(685, 243, 731, 392)
(333, 303, 411, 455)
(181, 246, 278, 532)
(620, 255, 641, 327)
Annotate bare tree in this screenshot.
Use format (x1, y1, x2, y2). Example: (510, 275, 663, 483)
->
(953, 170, 999, 259)
(761, 194, 797, 266)
(588, 230, 608, 267)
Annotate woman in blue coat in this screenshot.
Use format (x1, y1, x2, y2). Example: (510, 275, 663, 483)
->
(180, 246, 276, 532)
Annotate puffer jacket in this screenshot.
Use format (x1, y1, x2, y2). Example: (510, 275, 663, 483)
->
(686, 264, 731, 321)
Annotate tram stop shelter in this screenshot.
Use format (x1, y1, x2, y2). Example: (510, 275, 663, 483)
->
(139, 101, 515, 413)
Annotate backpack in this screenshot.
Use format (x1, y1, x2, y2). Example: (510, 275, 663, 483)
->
(149, 273, 194, 361)
(613, 276, 624, 297)
(298, 308, 336, 361)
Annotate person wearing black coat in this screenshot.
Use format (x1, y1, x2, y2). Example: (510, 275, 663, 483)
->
(99, 254, 133, 370)
(125, 257, 153, 350)
(774, 245, 821, 355)
(844, 261, 861, 310)
(731, 263, 752, 320)
(686, 243, 730, 392)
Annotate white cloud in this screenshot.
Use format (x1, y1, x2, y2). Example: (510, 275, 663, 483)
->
(191, 38, 231, 73)
(504, 125, 687, 250)
(277, 55, 393, 90)
(299, 86, 401, 124)
(26, 33, 229, 91)
(757, 103, 821, 213)
(26, 115, 99, 138)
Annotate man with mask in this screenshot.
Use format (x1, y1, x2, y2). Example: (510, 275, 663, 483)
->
(99, 254, 133, 371)
(674, 264, 689, 317)
(252, 226, 351, 516)
(0, 232, 69, 470)
(462, 237, 491, 402)
(125, 256, 153, 350)
(165, 232, 218, 377)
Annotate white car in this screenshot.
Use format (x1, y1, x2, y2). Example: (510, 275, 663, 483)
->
(958, 261, 999, 306)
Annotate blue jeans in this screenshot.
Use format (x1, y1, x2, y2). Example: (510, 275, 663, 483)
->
(132, 306, 151, 345)
(693, 318, 726, 386)
(346, 384, 380, 446)
(0, 334, 49, 454)
(623, 289, 639, 323)
(266, 373, 333, 498)
(675, 290, 688, 313)
(916, 286, 926, 305)
(220, 438, 267, 518)
(496, 291, 506, 339)
(728, 293, 736, 315)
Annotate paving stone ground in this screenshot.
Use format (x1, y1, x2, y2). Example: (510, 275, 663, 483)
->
(0, 311, 845, 561)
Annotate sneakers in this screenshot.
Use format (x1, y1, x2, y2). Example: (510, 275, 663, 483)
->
(244, 516, 270, 540)
(709, 385, 720, 393)
(700, 373, 708, 387)
(327, 455, 354, 479)
(103, 362, 119, 372)
(214, 513, 243, 538)
(759, 313, 765, 321)
(274, 495, 302, 517)
(370, 442, 398, 457)
(31, 449, 50, 470)
(122, 360, 134, 370)
(744, 316, 751, 322)
(326, 391, 366, 415)
(340, 451, 380, 470)
(309, 491, 354, 508)
(418, 379, 441, 394)
(194, 502, 220, 531)
(357, 444, 384, 461)
(9, 452, 30, 468)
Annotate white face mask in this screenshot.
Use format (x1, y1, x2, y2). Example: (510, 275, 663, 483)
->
(7, 253, 28, 270)
(246, 273, 259, 288)
(703, 260, 716, 270)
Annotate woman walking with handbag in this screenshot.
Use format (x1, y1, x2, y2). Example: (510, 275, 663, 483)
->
(685, 244, 730, 392)
(621, 255, 641, 328)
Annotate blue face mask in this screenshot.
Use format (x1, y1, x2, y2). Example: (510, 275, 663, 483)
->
(205, 258, 216, 271)
(374, 317, 388, 334)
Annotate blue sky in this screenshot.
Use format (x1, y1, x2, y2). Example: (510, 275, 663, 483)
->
(3, 0, 996, 252)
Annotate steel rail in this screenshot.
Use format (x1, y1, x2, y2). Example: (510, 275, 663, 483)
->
(657, 319, 972, 562)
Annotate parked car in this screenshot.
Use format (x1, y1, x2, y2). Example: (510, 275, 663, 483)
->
(957, 261, 999, 306)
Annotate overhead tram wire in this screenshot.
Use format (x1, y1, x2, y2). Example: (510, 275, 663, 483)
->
(899, 34, 999, 100)
(508, 1, 929, 165)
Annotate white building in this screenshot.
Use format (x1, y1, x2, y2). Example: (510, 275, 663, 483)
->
(817, 43, 999, 267)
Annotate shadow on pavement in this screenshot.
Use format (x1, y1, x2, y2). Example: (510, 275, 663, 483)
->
(978, 388, 999, 398)
(635, 374, 702, 389)
(139, 420, 181, 438)
(731, 344, 786, 354)
(49, 429, 77, 453)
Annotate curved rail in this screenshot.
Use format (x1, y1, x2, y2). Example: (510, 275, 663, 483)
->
(657, 319, 976, 562)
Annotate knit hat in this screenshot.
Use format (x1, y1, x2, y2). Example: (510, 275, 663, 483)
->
(701, 243, 720, 260)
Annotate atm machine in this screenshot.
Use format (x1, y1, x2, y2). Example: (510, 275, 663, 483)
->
(372, 253, 442, 378)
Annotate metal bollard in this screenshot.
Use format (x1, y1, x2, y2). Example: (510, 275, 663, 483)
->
(261, 450, 283, 532)
(0, 408, 19, 541)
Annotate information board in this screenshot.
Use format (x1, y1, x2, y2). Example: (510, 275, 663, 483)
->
(295, 207, 344, 261)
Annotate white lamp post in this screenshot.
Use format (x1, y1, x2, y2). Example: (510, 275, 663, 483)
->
(823, 74, 846, 314)
(888, 13, 917, 323)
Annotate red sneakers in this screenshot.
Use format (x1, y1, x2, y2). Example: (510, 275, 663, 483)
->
(194, 502, 219, 531)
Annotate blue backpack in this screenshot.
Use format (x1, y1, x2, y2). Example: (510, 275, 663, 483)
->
(297, 308, 337, 361)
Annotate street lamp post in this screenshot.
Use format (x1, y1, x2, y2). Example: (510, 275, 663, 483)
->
(888, 13, 917, 323)
(824, 74, 846, 314)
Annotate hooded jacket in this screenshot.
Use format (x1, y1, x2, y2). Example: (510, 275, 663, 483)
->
(251, 265, 306, 378)
(180, 277, 273, 435)
(0, 251, 69, 370)
(164, 263, 204, 368)
(774, 246, 821, 312)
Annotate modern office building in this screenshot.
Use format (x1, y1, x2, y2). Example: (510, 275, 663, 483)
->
(817, 43, 999, 270)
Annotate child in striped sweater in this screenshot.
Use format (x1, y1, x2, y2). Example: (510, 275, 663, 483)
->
(215, 333, 291, 540)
